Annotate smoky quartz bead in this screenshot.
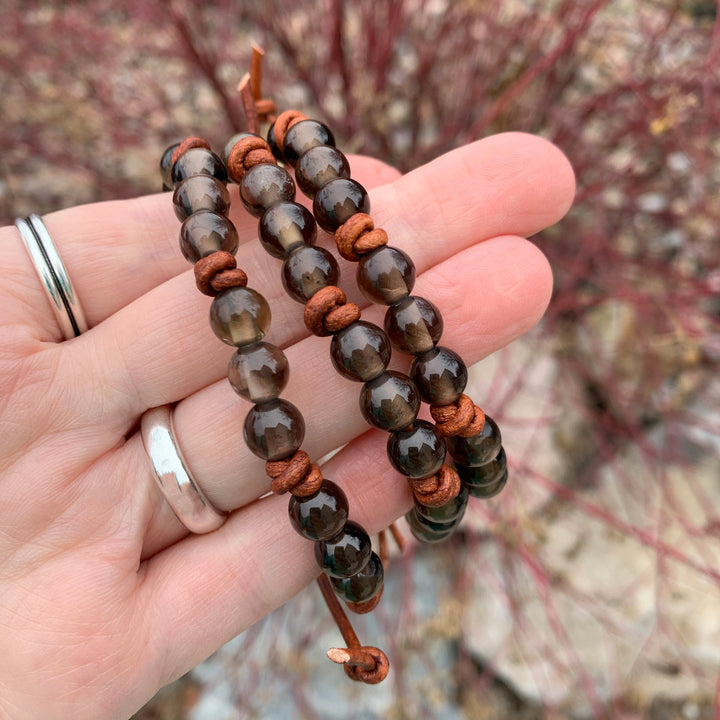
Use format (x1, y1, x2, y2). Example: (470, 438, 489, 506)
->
(357, 246, 416, 306)
(239, 164, 296, 217)
(173, 175, 230, 221)
(313, 178, 370, 233)
(384, 295, 443, 354)
(330, 321, 391, 382)
(405, 508, 456, 544)
(160, 142, 180, 189)
(222, 132, 258, 166)
(282, 119, 335, 166)
(410, 346, 468, 406)
(267, 122, 285, 163)
(359, 370, 421, 432)
(387, 420, 446, 479)
(281, 245, 340, 303)
(330, 551, 384, 603)
(228, 341, 289, 403)
(295, 146, 350, 198)
(314, 520, 372, 578)
(457, 448, 508, 499)
(209, 286, 271, 347)
(179, 211, 239, 264)
(259, 202, 316, 259)
(446, 415, 502, 467)
(243, 398, 305, 461)
(288, 479, 349, 541)
(171, 147, 228, 186)
(415, 483, 469, 524)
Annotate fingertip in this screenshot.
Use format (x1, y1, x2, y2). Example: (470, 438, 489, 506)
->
(348, 154, 402, 187)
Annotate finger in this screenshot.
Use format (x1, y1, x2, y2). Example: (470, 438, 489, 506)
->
(135, 234, 551, 558)
(0, 157, 401, 341)
(139, 425, 409, 687)
(56, 133, 573, 439)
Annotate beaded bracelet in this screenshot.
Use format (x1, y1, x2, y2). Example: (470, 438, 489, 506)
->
(266, 109, 509, 539)
(221, 128, 467, 532)
(159, 138, 389, 684)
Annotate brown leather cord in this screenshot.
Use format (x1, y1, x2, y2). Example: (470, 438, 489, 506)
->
(250, 45, 277, 124)
(265, 450, 323, 497)
(171, 136, 211, 167)
(334, 213, 389, 261)
(409, 463, 462, 507)
(317, 575, 390, 684)
(194, 252, 248, 296)
(430, 393, 486, 438)
(388, 521, 407, 552)
(378, 529, 388, 565)
(227, 136, 276, 183)
(237, 73, 260, 136)
(272, 109, 308, 152)
(304, 285, 361, 336)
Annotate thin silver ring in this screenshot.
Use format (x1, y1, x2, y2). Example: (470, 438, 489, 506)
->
(14, 214, 88, 339)
(141, 405, 227, 534)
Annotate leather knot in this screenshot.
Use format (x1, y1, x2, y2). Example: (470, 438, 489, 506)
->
(304, 285, 361, 336)
(227, 136, 276, 183)
(334, 213, 388, 262)
(409, 464, 461, 507)
(266, 450, 323, 496)
(172, 137, 211, 167)
(273, 109, 307, 152)
(342, 646, 390, 685)
(194, 252, 248, 297)
(430, 394, 486, 437)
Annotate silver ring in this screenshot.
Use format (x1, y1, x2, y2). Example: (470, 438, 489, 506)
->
(14, 213, 88, 340)
(141, 405, 227, 534)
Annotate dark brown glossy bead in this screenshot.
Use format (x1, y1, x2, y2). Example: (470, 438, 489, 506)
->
(313, 178, 370, 232)
(357, 246, 416, 306)
(446, 415, 502, 467)
(330, 321, 391, 382)
(288, 479, 349, 541)
(330, 551, 384, 603)
(173, 175, 230, 221)
(359, 371, 420, 432)
(281, 245, 339, 303)
(243, 398, 305, 461)
(266, 122, 285, 163)
(415, 483, 469, 523)
(457, 448, 508, 498)
(387, 420, 446, 479)
(222, 132, 258, 166)
(239, 164, 296, 217)
(160, 142, 180, 188)
(314, 520, 372, 578)
(259, 202, 316, 259)
(228, 341, 289, 403)
(179, 211, 239, 264)
(410, 346, 468, 405)
(384, 295, 443, 354)
(404, 508, 455, 543)
(171, 147, 228, 185)
(295, 146, 350, 198)
(209, 286, 271, 347)
(282, 119, 335, 166)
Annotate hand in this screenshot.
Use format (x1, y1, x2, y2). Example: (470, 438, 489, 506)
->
(0, 133, 574, 720)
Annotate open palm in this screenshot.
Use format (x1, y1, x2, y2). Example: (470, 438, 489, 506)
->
(0, 133, 574, 719)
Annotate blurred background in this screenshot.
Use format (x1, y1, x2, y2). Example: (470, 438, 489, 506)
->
(2, 1, 720, 718)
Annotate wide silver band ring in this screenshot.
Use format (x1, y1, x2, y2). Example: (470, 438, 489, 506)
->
(14, 213, 88, 340)
(141, 405, 227, 534)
